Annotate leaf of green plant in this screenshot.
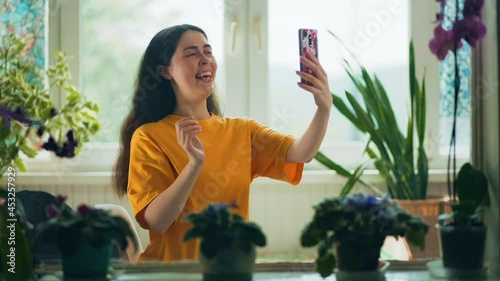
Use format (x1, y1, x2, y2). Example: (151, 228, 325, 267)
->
(339, 158, 378, 196)
(316, 253, 336, 278)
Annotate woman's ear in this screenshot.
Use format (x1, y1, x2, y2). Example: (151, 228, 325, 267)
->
(158, 65, 172, 80)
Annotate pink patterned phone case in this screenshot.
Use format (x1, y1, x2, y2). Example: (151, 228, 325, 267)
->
(299, 28, 318, 86)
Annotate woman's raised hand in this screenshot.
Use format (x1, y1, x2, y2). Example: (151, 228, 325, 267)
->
(175, 117, 205, 166)
(295, 51, 333, 111)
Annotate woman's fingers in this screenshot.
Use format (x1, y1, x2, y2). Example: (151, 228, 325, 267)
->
(300, 54, 326, 80)
(305, 51, 327, 76)
(176, 117, 201, 148)
(296, 70, 321, 88)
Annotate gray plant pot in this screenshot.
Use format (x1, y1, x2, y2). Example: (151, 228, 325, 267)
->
(199, 241, 256, 281)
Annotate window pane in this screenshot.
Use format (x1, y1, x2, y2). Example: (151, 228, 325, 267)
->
(268, 0, 410, 160)
(438, 0, 471, 158)
(81, 0, 225, 142)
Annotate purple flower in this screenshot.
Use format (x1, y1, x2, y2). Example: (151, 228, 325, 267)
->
(46, 205, 59, 218)
(56, 194, 67, 204)
(0, 106, 34, 129)
(77, 204, 93, 216)
(42, 136, 58, 152)
(343, 194, 382, 214)
(463, 0, 484, 18)
(41, 131, 78, 158)
(429, 26, 463, 60)
(452, 18, 487, 47)
(50, 107, 58, 117)
(36, 126, 45, 137)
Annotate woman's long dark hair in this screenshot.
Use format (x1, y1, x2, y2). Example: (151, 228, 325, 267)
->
(112, 24, 222, 198)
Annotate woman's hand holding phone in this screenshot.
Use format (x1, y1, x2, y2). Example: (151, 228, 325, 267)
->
(296, 28, 332, 111)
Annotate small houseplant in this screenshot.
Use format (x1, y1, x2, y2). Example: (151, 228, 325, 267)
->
(183, 203, 267, 281)
(437, 163, 489, 269)
(34, 195, 138, 279)
(0, 33, 100, 176)
(300, 193, 428, 278)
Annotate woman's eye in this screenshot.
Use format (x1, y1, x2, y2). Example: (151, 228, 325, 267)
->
(187, 53, 196, 57)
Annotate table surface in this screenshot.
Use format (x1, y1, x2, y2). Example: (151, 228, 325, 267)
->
(37, 260, 500, 281)
(39, 271, 500, 281)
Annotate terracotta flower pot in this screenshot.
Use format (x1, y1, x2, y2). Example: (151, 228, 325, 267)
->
(199, 241, 256, 281)
(61, 238, 113, 279)
(438, 223, 486, 269)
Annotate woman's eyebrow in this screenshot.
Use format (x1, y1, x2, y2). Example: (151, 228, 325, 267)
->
(183, 44, 212, 51)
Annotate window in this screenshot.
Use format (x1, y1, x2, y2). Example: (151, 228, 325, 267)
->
(80, 0, 226, 142)
(266, 0, 410, 168)
(46, 0, 466, 172)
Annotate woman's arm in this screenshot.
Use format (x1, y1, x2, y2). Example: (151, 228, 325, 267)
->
(286, 51, 332, 163)
(144, 162, 202, 233)
(143, 117, 205, 233)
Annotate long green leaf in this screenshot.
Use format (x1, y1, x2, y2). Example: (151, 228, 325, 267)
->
(339, 158, 379, 196)
(417, 147, 429, 199)
(331, 93, 366, 132)
(314, 151, 384, 196)
(365, 147, 396, 198)
(417, 75, 427, 147)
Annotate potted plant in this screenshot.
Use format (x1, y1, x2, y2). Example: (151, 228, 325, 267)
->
(314, 39, 438, 258)
(315, 40, 427, 200)
(437, 163, 489, 270)
(0, 33, 100, 176)
(183, 203, 267, 281)
(0, 185, 36, 281)
(428, 0, 489, 272)
(300, 192, 428, 279)
(34, 195, 138, 279)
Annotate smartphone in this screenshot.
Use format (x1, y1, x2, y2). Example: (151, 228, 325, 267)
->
(298, 28, 318, 86)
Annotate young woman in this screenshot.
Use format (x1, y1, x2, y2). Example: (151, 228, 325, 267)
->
(112, 24, 332, 262)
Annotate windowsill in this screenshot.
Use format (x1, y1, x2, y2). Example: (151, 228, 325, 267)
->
(4, 169, 450, 186)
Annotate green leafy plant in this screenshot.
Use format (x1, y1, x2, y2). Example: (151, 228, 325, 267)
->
(315, 38, 428, 200)
(183, 203, 266, 259)
(0, 33, 101, 175)
(300, 193, 428, 277)
(34, 195, 138, 258)
(439, 162, 489, 226)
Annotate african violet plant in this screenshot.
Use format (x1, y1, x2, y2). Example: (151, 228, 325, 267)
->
(34, 195, 138, 258)
(183, 203, 266, 259)
(301, 193, 428, 277)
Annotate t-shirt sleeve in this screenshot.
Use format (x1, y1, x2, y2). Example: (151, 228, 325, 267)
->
(127, 127, 176, 229)
(249, 119, 304, 185)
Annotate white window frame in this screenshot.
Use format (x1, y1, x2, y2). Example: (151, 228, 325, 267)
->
(24, 0, 467, 174)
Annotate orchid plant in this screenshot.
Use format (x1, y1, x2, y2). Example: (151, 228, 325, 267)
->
(429, 0, 486, 201)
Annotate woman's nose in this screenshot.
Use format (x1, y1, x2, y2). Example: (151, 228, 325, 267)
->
(199, 55, 211, 65)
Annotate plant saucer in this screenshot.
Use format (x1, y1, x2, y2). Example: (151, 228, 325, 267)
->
(427, 259, 489, 279)
(335, 261, 390, 281)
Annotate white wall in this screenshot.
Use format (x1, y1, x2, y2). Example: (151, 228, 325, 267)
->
(9, 171, 449, 259)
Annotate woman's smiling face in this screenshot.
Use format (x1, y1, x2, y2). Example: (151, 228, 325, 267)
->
(166, 30, 217, 102)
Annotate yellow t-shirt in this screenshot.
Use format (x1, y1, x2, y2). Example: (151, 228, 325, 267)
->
(127, 114, 304, 262)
